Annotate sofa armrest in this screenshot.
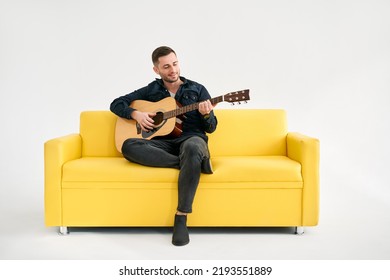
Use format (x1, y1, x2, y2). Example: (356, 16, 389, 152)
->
(287, 132, 320, 226)
(44, 134, 82, 226)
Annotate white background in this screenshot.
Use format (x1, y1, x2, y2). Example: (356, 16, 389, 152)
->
(1, 0, 389, 261)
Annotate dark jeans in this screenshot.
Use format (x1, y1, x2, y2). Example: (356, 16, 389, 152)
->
(121, 136, 210, 213)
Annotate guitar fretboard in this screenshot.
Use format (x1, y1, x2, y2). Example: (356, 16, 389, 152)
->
(163, 95, 224, 120)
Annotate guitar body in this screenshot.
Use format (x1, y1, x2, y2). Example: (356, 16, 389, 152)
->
(115, 97, 177, 152)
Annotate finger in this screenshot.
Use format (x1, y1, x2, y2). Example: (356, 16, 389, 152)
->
(145, 116, 155, 124)
(142, 123, 153, 131)
(138, 116, 153, 130)
(198, 102, 205, 112)
(207, 100, 214, 110)
(203, 101, 212, 113)
(144, 119, 155, 129)
(142, 112, 154, 124)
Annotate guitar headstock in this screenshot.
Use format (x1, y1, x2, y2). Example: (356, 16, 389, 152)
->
(223, 89, 250, 105)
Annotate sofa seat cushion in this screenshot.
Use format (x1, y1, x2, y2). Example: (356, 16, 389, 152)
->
(210, 156, 302, 183)
(63, 157, 178, 183)
(62, 156, 302, 188)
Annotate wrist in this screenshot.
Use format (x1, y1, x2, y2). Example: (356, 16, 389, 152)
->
(130, 110, 139, 120)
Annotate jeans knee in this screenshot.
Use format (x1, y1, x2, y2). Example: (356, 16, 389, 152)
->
(180, 137, 208, 160)
(122, 138, 136, 154)
(121, 138, 146, 162)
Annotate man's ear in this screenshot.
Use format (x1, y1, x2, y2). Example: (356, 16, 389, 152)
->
(153, 66, 159, 75)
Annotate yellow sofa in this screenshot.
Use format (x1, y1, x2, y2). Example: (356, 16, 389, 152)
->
(44, 109, 319, 235)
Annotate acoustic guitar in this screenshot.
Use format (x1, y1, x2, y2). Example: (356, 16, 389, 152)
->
(114, 89, 250, 152)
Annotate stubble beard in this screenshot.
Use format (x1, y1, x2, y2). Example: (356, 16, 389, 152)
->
(163, 72, 180, 84)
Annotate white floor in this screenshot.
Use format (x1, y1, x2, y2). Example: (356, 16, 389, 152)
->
(1, 175, 389, 260)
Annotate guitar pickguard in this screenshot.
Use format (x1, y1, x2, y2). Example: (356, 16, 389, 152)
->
(140, 119, 168, 138)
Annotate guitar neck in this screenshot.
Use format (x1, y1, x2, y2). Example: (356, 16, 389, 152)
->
(163, 95, 224, 120)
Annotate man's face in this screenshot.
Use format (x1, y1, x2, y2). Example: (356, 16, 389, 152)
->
(153, 52, 180, 83)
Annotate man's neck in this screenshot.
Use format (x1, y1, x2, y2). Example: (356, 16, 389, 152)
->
(164, 79, 183, 95)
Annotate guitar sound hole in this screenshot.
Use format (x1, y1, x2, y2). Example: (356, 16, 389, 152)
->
(153, 112, 164, 126)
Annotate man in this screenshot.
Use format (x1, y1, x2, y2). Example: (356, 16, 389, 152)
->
(110, 46, 217, 246)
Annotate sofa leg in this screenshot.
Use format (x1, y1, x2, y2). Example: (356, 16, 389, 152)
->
(295, 226, 304, 235)
(59, 226, 69, 235)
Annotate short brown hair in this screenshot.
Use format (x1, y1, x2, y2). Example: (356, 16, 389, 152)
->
(152, 46, 176, 65)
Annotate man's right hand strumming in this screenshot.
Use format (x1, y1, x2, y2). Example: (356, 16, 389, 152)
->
(131, 111, 156, 132)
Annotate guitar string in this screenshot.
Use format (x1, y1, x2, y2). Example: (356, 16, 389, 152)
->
(162, 96, 224, 120)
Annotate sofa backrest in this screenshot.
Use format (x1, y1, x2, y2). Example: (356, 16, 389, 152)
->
(80, 111, 122, 157)
(208, 109, 287, 156)
(79, 109, 287, 157)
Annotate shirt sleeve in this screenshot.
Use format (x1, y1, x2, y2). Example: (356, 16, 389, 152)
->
(110, 86, 148, 119)
(199, 85, 218, 134)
